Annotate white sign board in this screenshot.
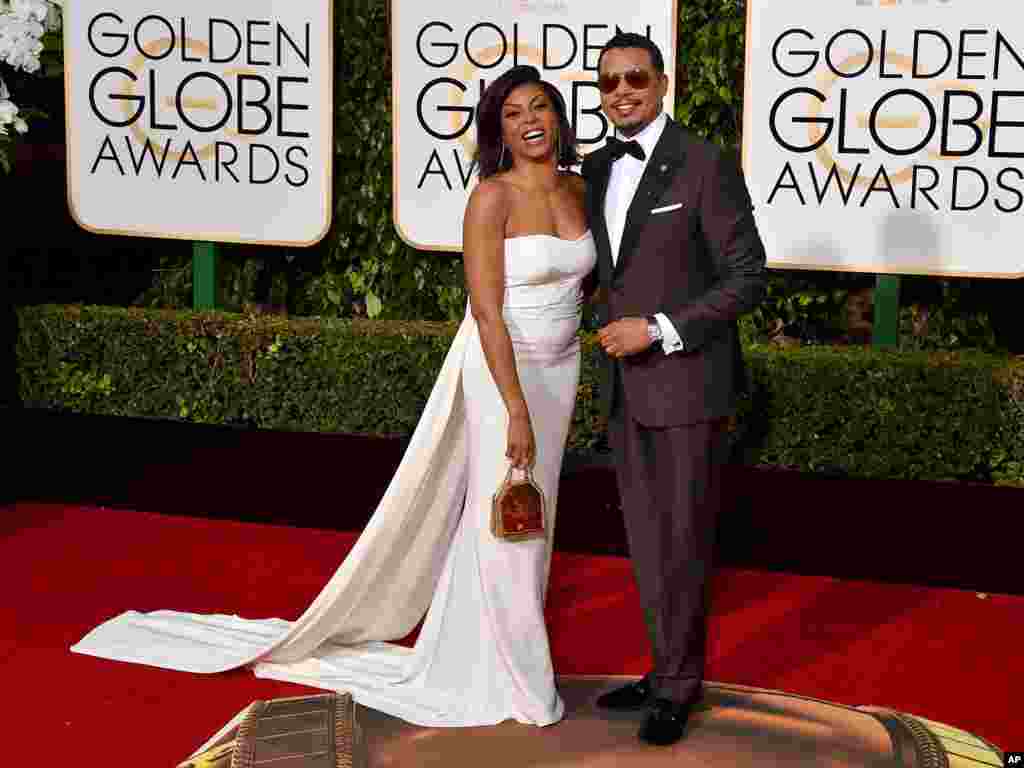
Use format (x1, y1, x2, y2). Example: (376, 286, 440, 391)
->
(392, 0, 678, 252)
(64, 1, 334, 246)
(743, 0, 1024, 277)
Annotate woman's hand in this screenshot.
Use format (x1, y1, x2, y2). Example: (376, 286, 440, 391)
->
(506, 410, 536, 469)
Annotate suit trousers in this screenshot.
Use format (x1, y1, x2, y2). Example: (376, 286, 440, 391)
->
(608, 372, 729, 703)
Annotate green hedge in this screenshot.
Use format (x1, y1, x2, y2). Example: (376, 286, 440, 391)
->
(737, 345, 1024, 484)
(16, 305, 1024, 486)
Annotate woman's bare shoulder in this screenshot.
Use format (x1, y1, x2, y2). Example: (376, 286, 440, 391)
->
(466, 176, 513, 221)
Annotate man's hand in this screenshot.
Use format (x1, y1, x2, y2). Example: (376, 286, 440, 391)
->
(597, 317, 652, 358)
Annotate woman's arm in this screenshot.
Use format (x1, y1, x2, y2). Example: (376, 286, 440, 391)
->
(462, 180, 535, 469)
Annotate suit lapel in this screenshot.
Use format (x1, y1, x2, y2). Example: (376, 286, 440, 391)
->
(614, 119, 687, 276)
(585, 149, 615, 282)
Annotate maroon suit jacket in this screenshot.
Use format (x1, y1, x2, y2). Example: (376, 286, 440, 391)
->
(582, 118, 767, 427)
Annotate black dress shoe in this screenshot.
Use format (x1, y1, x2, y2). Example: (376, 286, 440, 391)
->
(638, 697, 696, 746)
(595, 676, 653, 710)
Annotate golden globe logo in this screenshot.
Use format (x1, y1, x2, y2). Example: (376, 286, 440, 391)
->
(411, 20, 666, 191)
(84, 13, 314, 186)
(806, 53, 985, 188)
(392, 1, 677, 251)
(765, 26, 1024, 214)
(65, 2, 334, 246)
(121, 36, 263, 163)
(446, 42, 592, 161)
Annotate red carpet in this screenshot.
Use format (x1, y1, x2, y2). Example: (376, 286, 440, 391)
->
(3, 502, 1018, 764)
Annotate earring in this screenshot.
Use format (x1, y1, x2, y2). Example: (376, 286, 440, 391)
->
(556, 131, 563, 166)
(499, 142, 509, 170)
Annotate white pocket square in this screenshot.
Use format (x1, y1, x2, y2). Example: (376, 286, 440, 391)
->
(650, 202, 683, 214)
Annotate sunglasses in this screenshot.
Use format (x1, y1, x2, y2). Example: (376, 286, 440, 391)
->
(597, 68, 654, 94)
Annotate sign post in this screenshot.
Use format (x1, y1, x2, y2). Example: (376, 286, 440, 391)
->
(872, 275, 900, 348)
(192, 242, 218, 310)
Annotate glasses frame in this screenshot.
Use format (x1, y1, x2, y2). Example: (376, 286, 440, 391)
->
(597, 67, 655, 94)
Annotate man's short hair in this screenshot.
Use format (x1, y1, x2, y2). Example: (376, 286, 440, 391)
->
(597, 32, 665, 74)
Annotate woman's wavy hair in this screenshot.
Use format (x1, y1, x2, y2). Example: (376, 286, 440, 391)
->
(474, 65, 580, 178)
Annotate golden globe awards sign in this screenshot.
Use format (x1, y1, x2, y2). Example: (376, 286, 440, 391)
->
(392, 0, 677, 252)
(63, 1, 334, 245)
(743, 0, 1024, 277)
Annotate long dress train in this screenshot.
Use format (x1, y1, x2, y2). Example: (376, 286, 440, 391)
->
(71, 231, 598, 729)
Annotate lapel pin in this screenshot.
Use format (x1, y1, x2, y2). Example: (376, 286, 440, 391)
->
(659, 164, 669, 173)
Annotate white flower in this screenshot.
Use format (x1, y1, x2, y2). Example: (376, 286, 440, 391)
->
(0, 99, 18, 126)
(0, 0, 58, 151)
(0, 12, 46, 73)
(9, 0, 49, 23)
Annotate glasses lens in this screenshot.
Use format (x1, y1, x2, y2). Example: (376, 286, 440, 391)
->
(598, 69, 652, 93)
(624, 69, 652, 89)
(597, 74, 620, 94)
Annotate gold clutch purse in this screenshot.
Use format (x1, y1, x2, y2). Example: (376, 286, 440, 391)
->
(491, 464, 546, 541)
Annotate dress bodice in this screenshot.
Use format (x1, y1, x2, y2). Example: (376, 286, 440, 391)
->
(484, 231, 598, 362)
(502, 231, 597, 321)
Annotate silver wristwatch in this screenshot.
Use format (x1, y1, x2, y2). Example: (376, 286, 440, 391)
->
(646, 316, 663, 344)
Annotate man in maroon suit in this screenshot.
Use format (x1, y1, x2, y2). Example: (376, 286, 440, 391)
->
(582, 32, 767, 746)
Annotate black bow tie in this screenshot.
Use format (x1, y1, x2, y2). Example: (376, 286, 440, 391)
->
(606, 135, 645, 161)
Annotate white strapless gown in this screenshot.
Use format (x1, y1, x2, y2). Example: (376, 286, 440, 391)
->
(71, 232, 598, 731)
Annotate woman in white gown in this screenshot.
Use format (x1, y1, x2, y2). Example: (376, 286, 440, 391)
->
(71, 65, 598, 730)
